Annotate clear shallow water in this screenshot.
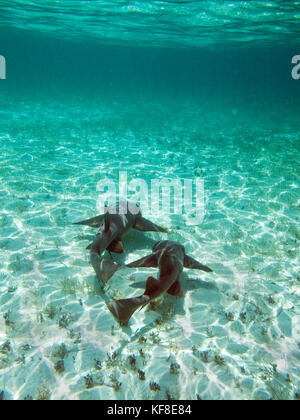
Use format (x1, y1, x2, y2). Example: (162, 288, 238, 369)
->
(0, 1, 300, 401)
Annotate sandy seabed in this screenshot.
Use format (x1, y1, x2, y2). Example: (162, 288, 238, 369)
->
(0, 98, 299, 400)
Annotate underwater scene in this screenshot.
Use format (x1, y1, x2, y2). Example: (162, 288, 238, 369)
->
(0, 0, 299, 401)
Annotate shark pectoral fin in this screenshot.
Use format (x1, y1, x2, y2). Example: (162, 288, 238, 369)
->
(184, 255, 213, 272)
(167, 281, 184, 297)
(91, 253, 123, 284)
(107, 240, 124, 254)
(127, 253, 158, 268)
(86, 243, 92, 250)
(107, 295, 150, 324)
(134, 216, 167, 233)
(73, 214, 105, 228)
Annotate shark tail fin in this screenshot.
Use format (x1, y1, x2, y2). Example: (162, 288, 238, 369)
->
(107, 295, 150, 325)
(73, 214, 105, 228)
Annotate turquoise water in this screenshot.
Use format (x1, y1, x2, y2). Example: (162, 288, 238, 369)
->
(0, 1, 300, 400)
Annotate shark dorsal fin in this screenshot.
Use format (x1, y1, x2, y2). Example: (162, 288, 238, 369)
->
(107, 240, 124, 254)
(145, 276, 159, 296)
(104, 212, 110, 233)
(167, 281, 184, 297)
